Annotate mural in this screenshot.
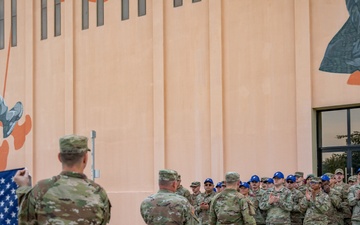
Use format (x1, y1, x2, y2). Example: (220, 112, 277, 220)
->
(320, 0, 360, 85)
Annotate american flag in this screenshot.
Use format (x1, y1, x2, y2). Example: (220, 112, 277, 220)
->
(0, 168, 24, 225)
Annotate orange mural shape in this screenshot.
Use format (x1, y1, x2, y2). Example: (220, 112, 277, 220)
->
(11, 115, 32, 150)
(0, 140, 9, 171)
(347, 71, 360, 85)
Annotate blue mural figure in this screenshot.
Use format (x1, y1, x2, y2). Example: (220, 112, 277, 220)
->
(320, 0, 360, 83)
(0, 96, 23, 138)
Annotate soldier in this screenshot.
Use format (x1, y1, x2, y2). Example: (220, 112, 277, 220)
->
(215, 182, 222, 192)
(333, 168, 352, 224)
(249, 175, 266, 224)
(321, 174, 343, 225)
(209, 172, 256, 225)
(259, 171, 293, 224)
(300, 177, 331, 225)
(295, 171, 307, 194)
(14, 134, 111, 225)
(190, 181, 202, 207)
(348, 168, 360, 224)
(140, 169, 199, 225)
(261, 177, 269, 190)
(348, 176, 357, 186)
(176, 174, 193, 204)
(196, 178, 216, 225)
(265, 178, 274, 189)
(286, 175, 305, 225)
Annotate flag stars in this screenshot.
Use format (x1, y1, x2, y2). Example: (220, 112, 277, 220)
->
(0, 178, 4, 184)
(6, 183, 10, 189)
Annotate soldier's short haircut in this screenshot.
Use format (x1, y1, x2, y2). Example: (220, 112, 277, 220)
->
(158, 180, 175, 186)
(59, 151, 86, 167)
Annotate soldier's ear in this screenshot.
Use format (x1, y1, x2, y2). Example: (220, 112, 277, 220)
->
(58, 153, 62, 163)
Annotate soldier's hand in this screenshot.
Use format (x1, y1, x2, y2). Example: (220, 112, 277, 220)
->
(269, 193, 277, 204)
(14, 169, 30, 187)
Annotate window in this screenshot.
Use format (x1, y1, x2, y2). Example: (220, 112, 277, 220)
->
(121, 0, 129, 20)
(174, 0, 182, 7)
(0, 0, 4, 49)
(41, 0, 47, 40)
(82, 0, 89, 30)
(138, 0, 146, 17)
(97, 0, 104, 26)
(317, 106, 360, 179)
(192, 0, 201, 2)
(11, 0, 16, 46)
(54, 0, 61, 36)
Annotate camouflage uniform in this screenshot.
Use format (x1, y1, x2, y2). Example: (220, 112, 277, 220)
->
(210, 172, 256, 225)
(196, 191, 216, 225)
(17, 172, 111, 225)
(289, 187, 305, 225)
(250, 188, 266, 224)
(209, 188, 256, 225)
(140, 169, 199, 225)
(191, 191, 203, 208)
(326, 188, 344, 225)
(334, 182, 352, 224)
(300, 189, 331, 225)
(259, 186, 293, 224)
(348, 182, 360, 224)
(16, 135, 111, 225)
(176, 184, 193, 204)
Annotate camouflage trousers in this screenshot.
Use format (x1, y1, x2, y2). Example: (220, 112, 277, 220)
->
(351, 221, 360, 225)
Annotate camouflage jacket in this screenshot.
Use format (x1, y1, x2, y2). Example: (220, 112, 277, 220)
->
(196, 191, 216, 225)
(289, 188, 305, 224)
(249, 188, 266, 224)
(325, 188, 344, 225)
(140, 189, 199, 225)
(209, 188, 256, 225)
(190, 192, 202, 208)
(16, 171, 111, 225)
(300, 190, 331, 224)
(176, 185, 193, 204)
(348, 183, 360, 222)
(259, 186, 293, 224)
(334, 182, 352, 219)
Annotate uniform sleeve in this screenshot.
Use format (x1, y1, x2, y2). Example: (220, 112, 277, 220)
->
(292, 191, 305, 213)
(240, 198, 256, 225)
(99, 188, 112, 225)
(185, 201, 199, 225)
(209, 199, 217, 225)
(16, 186, 37, 225)
(259, 191, 271, 210)
(313, 194, 330, 213)
(348, 186, 359, 207)
(299, 195, 309, 212)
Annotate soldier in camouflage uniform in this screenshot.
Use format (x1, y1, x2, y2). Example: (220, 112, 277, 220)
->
(294, 172, 307, 195)
(176, 174, 193, 204)
(334, 168, 352, 225)
(261, 177, 269, 190)
(249, 175, 266, 224)
(286, 175, 305, 225)
(209, 172, 256, 225)
(259, 171, 293, 225)
(140, 169, 199, 225)
(300, 177, 331, 225)
(196, 178, 216, 225)
(348, 175, 358, 186)
(348, 168, 360, 225)
(14, 134, 111, 225)
(321, 174, 344, 225)
(190, 181, 202, 207)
